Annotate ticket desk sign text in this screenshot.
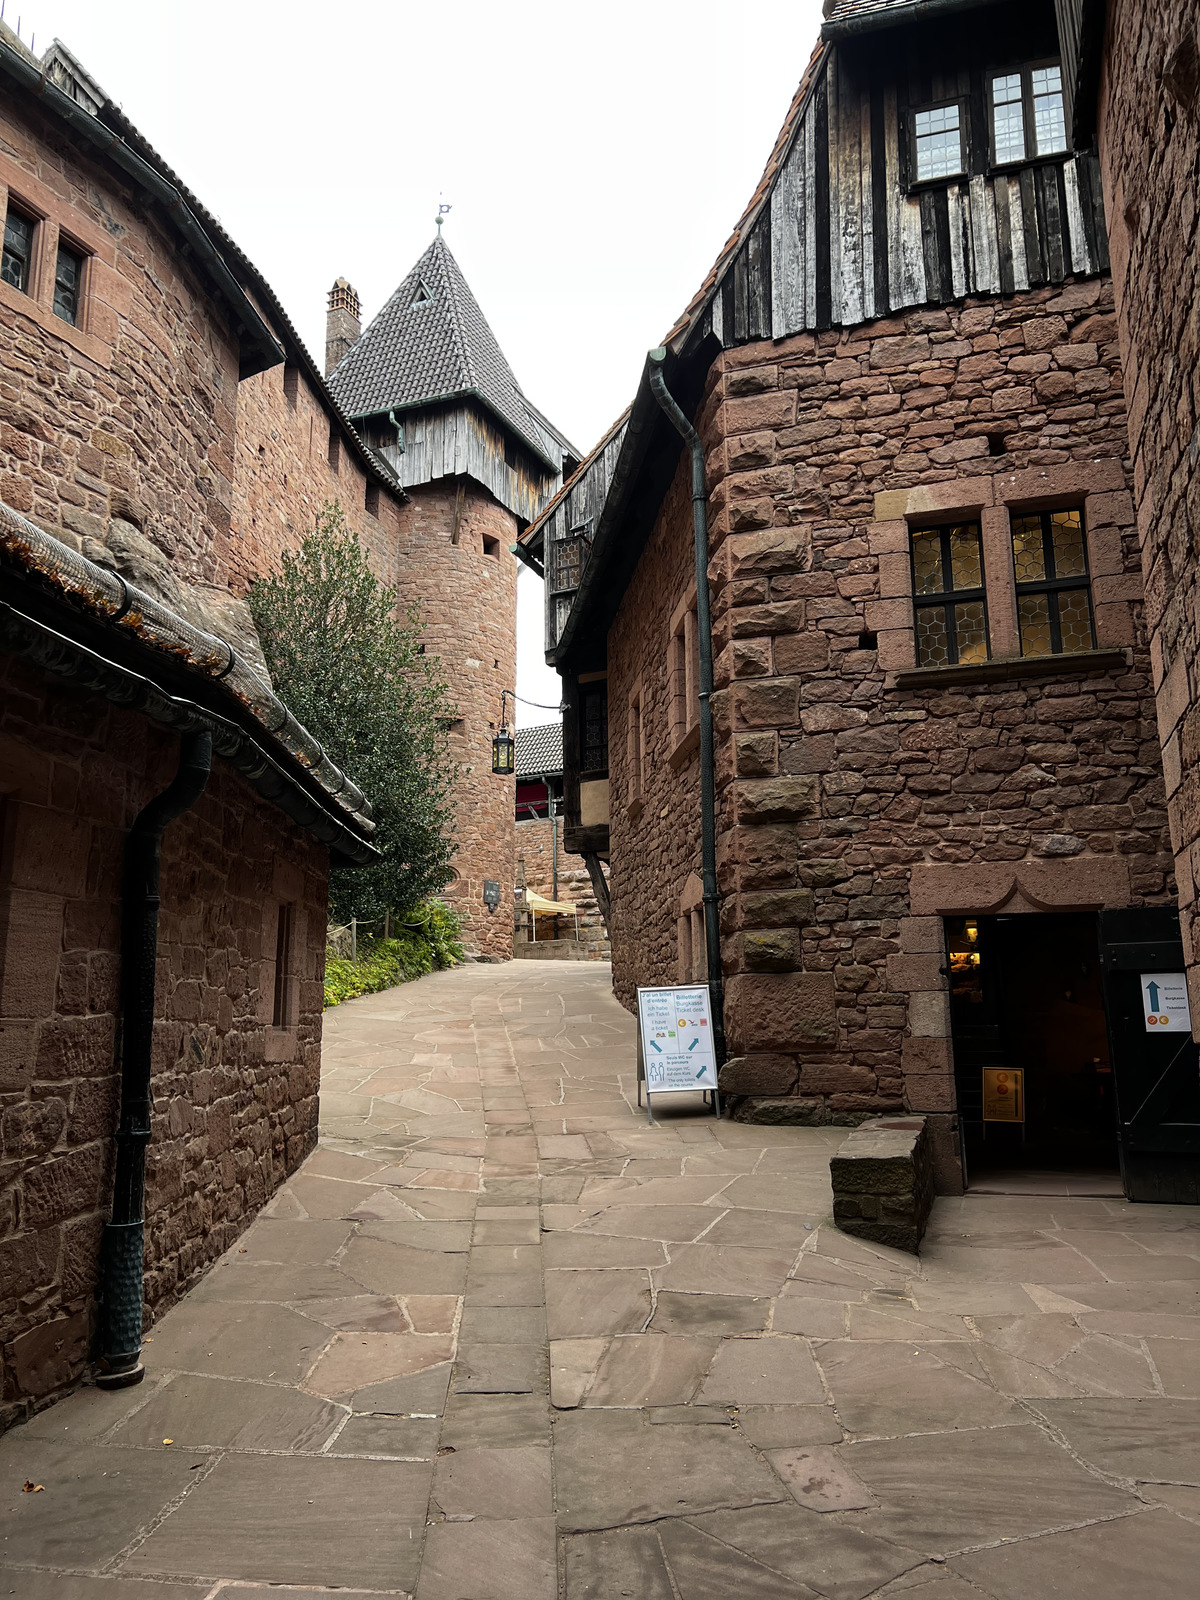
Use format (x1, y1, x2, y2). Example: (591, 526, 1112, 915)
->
(636, 986, 719, 1122)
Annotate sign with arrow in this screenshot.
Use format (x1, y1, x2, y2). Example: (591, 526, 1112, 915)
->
(1139, 972, 1192, 1034)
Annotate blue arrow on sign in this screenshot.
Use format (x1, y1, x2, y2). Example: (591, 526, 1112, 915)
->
(1147, 981, 1161, 1011)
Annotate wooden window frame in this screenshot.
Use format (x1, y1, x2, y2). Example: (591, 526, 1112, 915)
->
(1011, 507, 1096, 659)
(903, 96, 969, 191)
(987, 58, 1069, 172)
(910, 521, 990, 668)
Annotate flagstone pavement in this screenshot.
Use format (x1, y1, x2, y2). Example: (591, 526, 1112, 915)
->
(4, 960, 1200, 1599)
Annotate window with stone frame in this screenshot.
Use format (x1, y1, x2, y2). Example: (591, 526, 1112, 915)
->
(989, 63, 1068, 167)
(910, 522, 989, 667)
(52, 238, 84, 326)
(668, 600, 700, 749)
(1011, 508, 1096, 658)
(2, 202, 35, 294)
(271, 902, 295, 1028)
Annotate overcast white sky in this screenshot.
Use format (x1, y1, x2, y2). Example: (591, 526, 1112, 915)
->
(14, 0, 825, 719)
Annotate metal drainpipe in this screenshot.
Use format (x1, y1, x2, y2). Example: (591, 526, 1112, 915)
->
(97, 731, 213, 1388)
(647, 349, 727, 1069)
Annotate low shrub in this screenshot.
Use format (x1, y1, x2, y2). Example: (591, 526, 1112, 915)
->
(324, 900, 464, 1008)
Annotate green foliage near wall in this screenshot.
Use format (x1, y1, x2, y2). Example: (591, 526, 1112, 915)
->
(324, 900, 466, 1007)
(249, 504, 460, 919)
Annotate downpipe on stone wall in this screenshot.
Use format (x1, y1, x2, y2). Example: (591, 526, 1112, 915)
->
(96, 731, 213, 1389)
(647, 349, 727, 1070)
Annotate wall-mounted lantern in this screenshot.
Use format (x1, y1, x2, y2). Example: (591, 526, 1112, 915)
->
(492, 727, 515, 774)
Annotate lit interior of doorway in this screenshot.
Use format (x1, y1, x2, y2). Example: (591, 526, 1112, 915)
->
(946, 913, 1120, 1192)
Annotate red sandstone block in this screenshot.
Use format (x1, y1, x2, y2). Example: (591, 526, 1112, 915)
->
(724, 969, 838, 1052)
(721, 393, 796, 433)
(0, 890, 64, 1019)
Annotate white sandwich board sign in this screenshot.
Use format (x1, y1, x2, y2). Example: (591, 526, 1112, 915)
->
(636, 985, 719, 1123)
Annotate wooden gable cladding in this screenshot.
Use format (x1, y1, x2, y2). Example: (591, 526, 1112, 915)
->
(374, 402, 561, 527)
(539, 420, 628, 653)
(688, 2, 1109, 353)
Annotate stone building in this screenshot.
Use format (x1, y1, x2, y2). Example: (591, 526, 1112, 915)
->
(1059, 0, 1200, 1195)
(513, 723, 610, 959)
(0, 31, 383, 1423)
(321, 240, 578, 959)
(523, 0, 1197, 1199)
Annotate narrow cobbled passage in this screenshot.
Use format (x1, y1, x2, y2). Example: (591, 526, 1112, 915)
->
(3, 961, 1200, 1599)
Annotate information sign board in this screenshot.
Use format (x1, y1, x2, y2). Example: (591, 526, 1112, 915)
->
(982, 1067, 1023, 1122)
(1139, 972, 1192, 1034)
(636, 986, 719, 1122)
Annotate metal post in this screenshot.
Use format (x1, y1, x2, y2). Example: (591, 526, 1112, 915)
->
(351, 917, 357, 962)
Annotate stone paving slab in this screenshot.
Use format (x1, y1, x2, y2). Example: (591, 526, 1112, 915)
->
(3, 961, 1200, 1597)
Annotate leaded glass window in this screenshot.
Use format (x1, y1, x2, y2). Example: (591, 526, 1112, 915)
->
(53, 242, 82, 325)
(1011, 508, 1095, 657)
(1031, 65, 1067, 155)
(2, 206, 33, 293)
(991, 74, 1025, 164)
(911, 523, 989, 667)
(580, 684, 608, 776)
(913, 102, 964, 182)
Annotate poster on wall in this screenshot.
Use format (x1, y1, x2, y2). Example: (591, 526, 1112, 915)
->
(1139, 973, 1192, 1034)
(636, 986, 719, 1123)
(982, 1068, 1024, 1123)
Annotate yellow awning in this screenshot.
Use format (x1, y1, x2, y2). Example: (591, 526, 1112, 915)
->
(526, 891, 576, 915)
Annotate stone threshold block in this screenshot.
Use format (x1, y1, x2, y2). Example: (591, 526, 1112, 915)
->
(830, 1116, 933, 1254)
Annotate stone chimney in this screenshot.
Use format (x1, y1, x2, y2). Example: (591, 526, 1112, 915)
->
(325, 278, 361, 376)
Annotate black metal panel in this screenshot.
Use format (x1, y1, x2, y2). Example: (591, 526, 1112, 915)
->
(1099, 907, 1200, 1204)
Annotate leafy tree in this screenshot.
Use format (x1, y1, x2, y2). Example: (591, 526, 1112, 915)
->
(249, 504, 458, 919)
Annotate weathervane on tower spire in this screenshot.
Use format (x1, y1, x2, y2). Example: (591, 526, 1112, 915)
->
(436, 201, 452, 237)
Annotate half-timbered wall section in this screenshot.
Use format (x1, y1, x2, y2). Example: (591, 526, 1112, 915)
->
(537, 418, 628, 653)
(686, 0, 1108, 356)
(534, 0, 1111, 660)
(363, 403, 562, 528)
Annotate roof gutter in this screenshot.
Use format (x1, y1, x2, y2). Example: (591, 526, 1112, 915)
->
(511, 541, 544, 579)
(821, 0, 997, 40)
(0, 40, 284, 379)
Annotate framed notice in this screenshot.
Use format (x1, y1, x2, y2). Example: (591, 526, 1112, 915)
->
(1139, 972, 1192, 1034)
(636, 986, 720, 1124)
(982, 1067, 1023, 1123)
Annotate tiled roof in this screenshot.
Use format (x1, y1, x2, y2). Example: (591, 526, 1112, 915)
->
(515, 722, 563, 778)
(327, 238, 569, 471)
(822, 0, 991, 33)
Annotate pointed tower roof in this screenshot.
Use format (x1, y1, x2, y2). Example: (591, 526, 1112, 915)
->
(326, 237, 568, 472)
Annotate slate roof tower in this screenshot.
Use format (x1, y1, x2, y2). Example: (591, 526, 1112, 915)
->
(326, 237, 576, 957)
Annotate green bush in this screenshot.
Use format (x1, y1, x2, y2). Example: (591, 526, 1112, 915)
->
(324, 900, 465, 1008)
(249, 504, 460, 920)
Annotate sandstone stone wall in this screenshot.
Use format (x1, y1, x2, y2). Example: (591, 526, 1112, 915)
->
(1097, 2, 1200, 1022)
(398, 481, 518, 959)
(0, 656, 327, 1427)
(0, 106, 240, 584)
(233, 377, 519, 957)
(604, 281, 1171, 1181)
(515, 814, 610, 956)
(229, 364, 405, 593)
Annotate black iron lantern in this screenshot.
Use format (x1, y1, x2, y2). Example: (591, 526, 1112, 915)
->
(492, 727, 515, 774)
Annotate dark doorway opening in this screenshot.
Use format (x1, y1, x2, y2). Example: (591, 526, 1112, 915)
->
(947, 913, 1120, 1189)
